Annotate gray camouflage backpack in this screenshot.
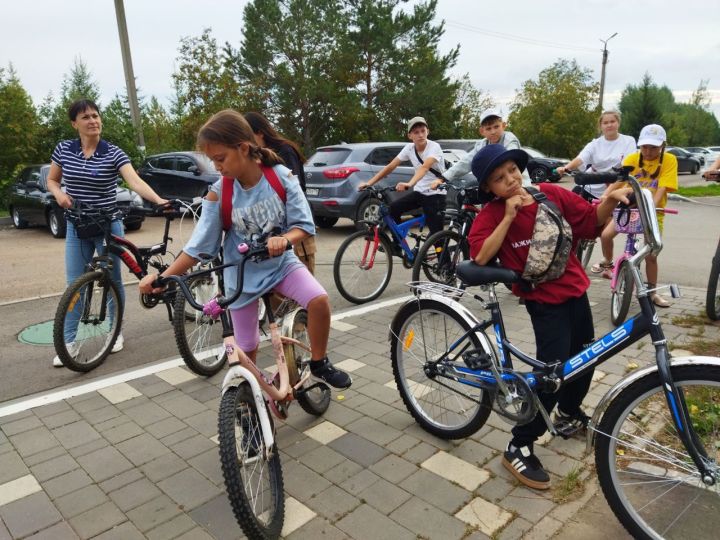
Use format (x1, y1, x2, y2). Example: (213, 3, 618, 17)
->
(521, 187, 573, 286)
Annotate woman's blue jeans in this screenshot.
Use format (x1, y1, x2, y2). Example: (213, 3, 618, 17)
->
(63, 219, 125, 343)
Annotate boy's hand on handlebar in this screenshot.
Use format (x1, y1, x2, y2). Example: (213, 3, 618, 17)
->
(267, 235, 290, 258)
(702, 169, 720, 181)
(429, 179, 445, 190)
(396, 182, 411, 191)
(139, 273, 165, 295)
(358, 182, 370, 191)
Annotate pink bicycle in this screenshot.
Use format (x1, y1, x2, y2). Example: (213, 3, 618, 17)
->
(609, 205, 677, 325)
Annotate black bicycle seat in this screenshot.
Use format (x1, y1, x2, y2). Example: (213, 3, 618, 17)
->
(456, 260, 520, 286)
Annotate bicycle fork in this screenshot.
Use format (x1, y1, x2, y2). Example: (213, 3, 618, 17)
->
(359, 227, 381, 270)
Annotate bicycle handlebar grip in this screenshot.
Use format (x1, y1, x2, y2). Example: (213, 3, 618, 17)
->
(203, 298, 223, 319)
(574, 172, 619, 185)
(151, 275, 168, 288)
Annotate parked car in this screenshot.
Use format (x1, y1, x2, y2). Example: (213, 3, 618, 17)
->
(8, 164, 145, 238)
(681, 147, 707, 166)
(666, 147, 702, 174)
(442, 148, 468, 167)
(305, 142, 437, 228)
(137, 151, 220, 204)
(436, 140, 568, 183)
(686, 147, 720, 166)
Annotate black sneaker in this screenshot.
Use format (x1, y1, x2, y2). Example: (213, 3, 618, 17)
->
(553, 408, 590, 438)
(310, 357, 352, 389)
(502, 444, 551, 490)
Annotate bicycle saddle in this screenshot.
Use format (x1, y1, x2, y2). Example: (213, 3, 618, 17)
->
(456, 260, 520, 286)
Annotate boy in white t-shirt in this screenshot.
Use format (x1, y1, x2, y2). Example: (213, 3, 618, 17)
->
(358, 116, 446, 235)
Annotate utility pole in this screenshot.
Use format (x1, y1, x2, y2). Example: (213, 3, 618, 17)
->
(598, 32, 618, 111)
(114, 0, 145, 152)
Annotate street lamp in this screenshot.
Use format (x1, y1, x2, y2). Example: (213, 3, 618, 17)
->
(598, 32, 618, 111)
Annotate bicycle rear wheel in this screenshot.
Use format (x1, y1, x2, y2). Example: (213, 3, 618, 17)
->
(284, 309, 331, 415)
(390, 299, 492, 439)
(53, 270, 122, 372)
(334, 229, 393, 304)
(411, 229, 468, 285)
(172, 273, 226, 376)
(219, 383, 284, 539)
(611, 261, 633, 326)
(595, 364, 720, 540)
(706, 250, 720, 321)
(576, 238, 595, 270)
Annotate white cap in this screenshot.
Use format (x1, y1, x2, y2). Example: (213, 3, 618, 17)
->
(637, 124, 666, 146)
(480, 108, 503, 124)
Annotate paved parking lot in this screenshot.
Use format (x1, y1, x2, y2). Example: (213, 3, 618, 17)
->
(1, 279, 716, 539)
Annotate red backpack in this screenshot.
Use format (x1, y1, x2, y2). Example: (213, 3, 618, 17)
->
(221, 166, 287, 231)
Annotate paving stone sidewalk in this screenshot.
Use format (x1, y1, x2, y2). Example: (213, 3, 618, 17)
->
(0, 280, 715, 539)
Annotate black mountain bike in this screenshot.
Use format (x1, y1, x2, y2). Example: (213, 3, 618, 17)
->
(411, 184, 480, 285)
(53, 201, 225, 375)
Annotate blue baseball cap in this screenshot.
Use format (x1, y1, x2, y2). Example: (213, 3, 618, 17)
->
(470, 144, 529, 202)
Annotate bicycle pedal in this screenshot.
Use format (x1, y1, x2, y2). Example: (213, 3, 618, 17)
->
(462, 349, 493, 370)
(553, 420, 585, 439)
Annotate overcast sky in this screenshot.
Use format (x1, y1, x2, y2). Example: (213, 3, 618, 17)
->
(3, 0, 719, 128)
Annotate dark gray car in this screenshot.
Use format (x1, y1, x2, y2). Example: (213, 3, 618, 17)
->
(137, 151, 220, 204)
(305, 142, 436, 228)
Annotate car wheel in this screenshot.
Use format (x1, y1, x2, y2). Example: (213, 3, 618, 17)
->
(48, 209, 67, 238)
(530, 166, 548, 183)
(355, 197, 381, 230)
(314, 216, 338, 229)
(691, 164, 698, 175)
(11, 207, 29, 229)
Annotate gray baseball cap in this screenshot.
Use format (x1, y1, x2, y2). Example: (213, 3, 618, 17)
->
(407, 116, 428, 132)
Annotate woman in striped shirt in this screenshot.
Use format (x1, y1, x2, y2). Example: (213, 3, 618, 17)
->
(47, 98, 167, 368)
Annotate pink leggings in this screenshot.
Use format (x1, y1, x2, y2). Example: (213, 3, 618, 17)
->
(230, 265, 327, 352)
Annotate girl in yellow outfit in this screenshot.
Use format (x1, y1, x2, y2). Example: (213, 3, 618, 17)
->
(602, 124, 678, 307)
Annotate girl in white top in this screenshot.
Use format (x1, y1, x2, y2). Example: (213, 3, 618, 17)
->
(557, 110, 636, 198)
(557, 111, 636, 275)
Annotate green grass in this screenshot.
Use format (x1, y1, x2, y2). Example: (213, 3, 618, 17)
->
(676, 184, 720, 197)
(552, 467, 585, 503)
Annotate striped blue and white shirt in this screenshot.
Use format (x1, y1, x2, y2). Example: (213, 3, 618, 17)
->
(51, 139, 130, 212)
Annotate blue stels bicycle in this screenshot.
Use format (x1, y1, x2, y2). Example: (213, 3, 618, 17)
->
(333, 186, 430, 304)
(389, 172, 720, 539)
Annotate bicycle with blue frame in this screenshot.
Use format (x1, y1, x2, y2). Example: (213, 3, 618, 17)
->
(333, 185, 436, 304)
(389, 173, 720, 539)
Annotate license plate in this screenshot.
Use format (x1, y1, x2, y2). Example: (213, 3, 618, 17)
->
(306, 188, 320, 196)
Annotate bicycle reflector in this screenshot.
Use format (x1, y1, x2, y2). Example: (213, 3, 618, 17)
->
(322, 167, 360, 179)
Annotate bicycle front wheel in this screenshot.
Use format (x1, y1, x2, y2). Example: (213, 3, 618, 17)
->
(411, 229, 468, 285)
(611, 261, 633, 326)
(334, 229, 393, 304)
(595, 364, 720, 540)
(219, 384, 284, 539)
(284, 309, 331, 416)
(706, 251, 720, 321)
(173, 274, 226, 376)
(390, 299, 492, 439)
(53, 270, 123, 372)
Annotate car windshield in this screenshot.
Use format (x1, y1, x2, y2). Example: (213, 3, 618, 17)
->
(307, 148, 351, 167)
(522, 147, 545, 158)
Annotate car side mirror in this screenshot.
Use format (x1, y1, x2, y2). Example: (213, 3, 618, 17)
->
(188, 165, 201, 176)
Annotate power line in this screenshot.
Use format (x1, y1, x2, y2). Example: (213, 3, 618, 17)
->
(445, 20, 599, 54)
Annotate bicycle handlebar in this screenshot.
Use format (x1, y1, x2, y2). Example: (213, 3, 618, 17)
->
(152, 240, 293, 314)
(574, 170, 628, 185)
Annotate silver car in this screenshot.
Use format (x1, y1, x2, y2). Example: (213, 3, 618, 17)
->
(305, 142, 420, 228)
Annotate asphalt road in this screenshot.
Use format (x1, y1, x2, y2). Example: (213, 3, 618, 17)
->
(0, 172, 717, 403)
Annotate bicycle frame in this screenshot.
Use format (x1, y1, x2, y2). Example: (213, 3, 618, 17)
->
(380, 209, 426, 261)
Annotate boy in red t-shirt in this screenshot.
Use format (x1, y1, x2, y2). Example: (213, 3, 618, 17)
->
(468, 144, 630, 490)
